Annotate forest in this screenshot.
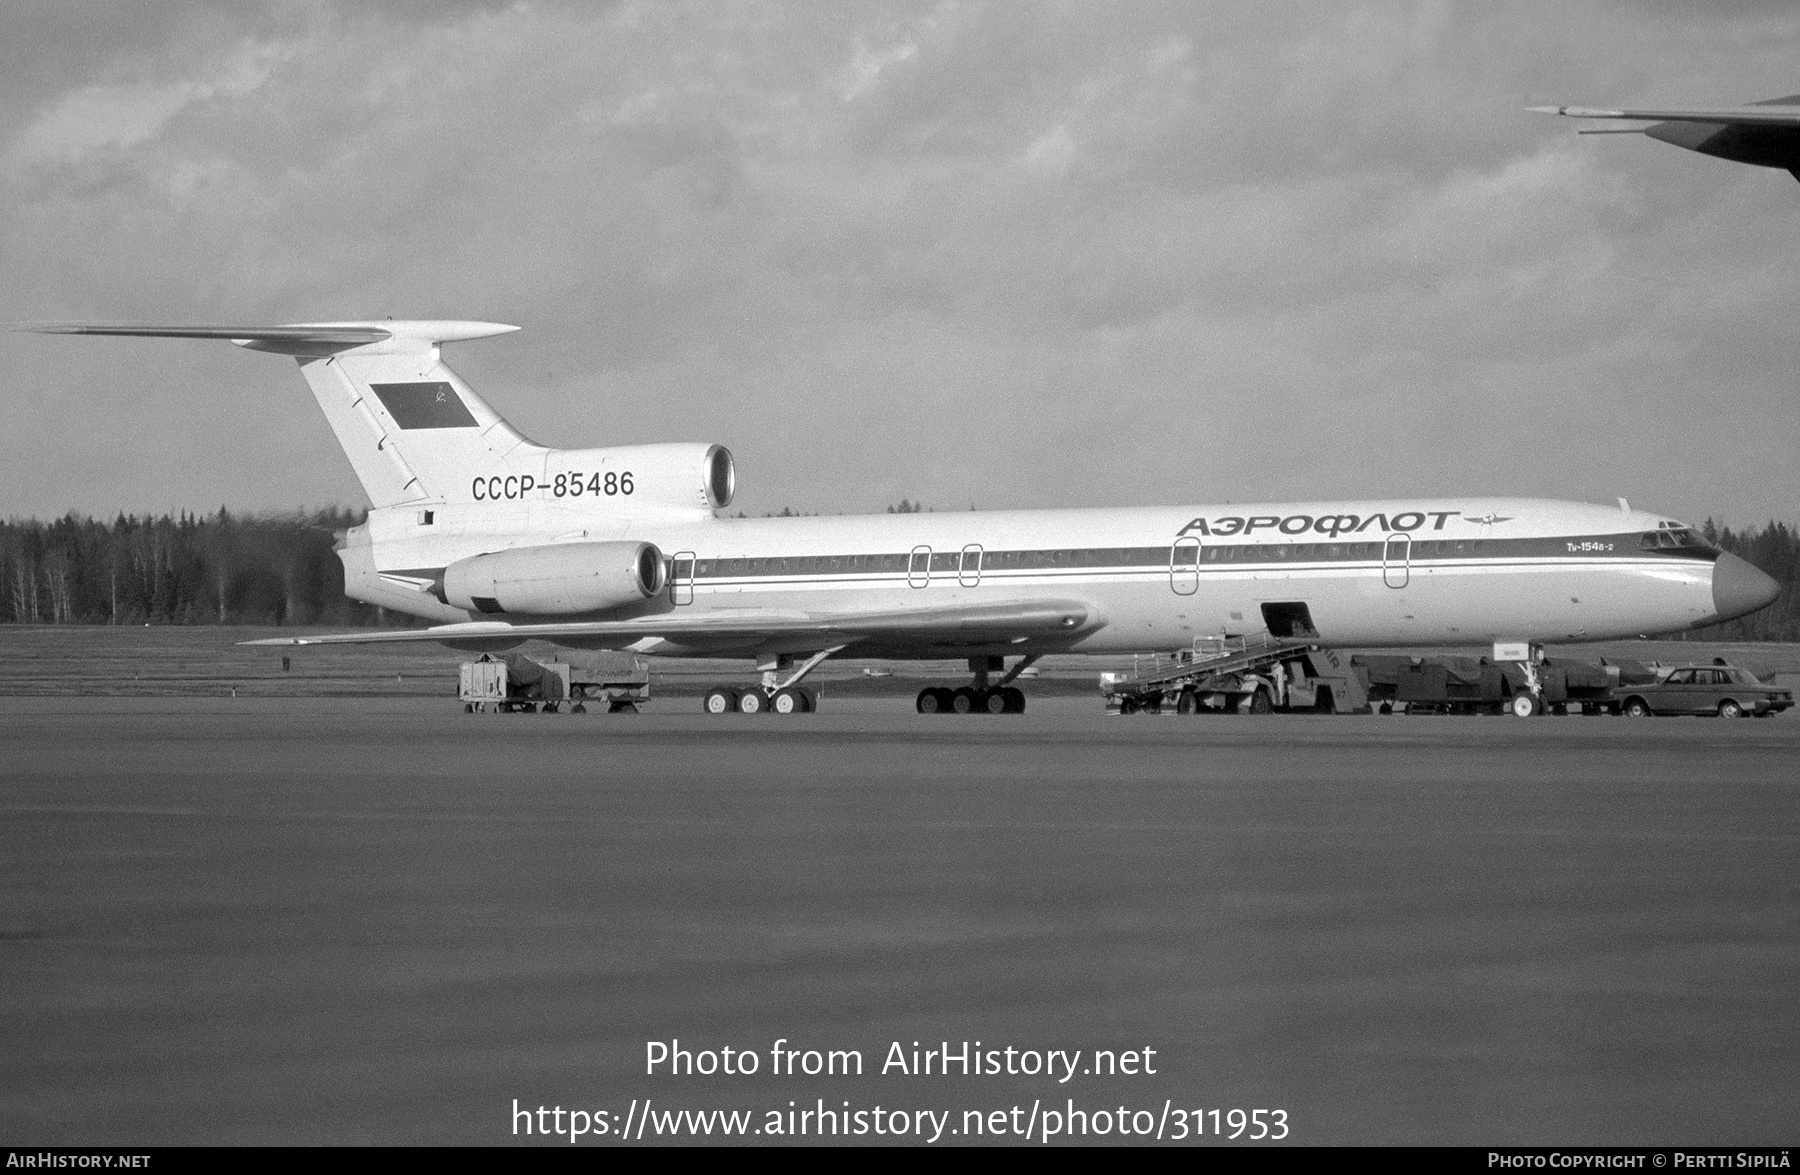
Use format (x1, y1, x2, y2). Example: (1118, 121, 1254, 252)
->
(0, 508, 1794, 640)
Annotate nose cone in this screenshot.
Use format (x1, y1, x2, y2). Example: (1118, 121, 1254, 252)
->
(1711, 552, 1781, 623)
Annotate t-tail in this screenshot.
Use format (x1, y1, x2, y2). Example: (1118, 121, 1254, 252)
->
(17, 321, 736, 515)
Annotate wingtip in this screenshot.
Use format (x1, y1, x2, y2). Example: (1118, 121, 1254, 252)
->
(1529, 105, 1632, 119)
(10, 322, 88, 334)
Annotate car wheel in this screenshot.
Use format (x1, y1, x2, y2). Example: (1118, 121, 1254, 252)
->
(1623, 698, 1651, 718)
(1247, 689, 1273, 715)
(1718, 699, 1744, 719)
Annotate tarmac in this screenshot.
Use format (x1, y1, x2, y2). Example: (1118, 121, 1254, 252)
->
(1, 693, 1795, 1145)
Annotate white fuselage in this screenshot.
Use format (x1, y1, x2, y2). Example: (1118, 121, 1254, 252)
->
(346, 495, 1722, 658)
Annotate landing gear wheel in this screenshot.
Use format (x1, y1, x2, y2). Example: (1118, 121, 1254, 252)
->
(737, 690, 767, 715)
(570, 703, 587, 714)
(1003, 687, 1026, 714)
(1623, 698, 1651, 718)
(1719, 700, 1744, 719)
(916, 688, 949, 714)
(951, 687, 977, 714)
(1247, 688, 1273, 715)
(703, 688, 737, 715)
(772, 687, 808, 715)
(1510, 694, 1540, 718)
(982, 689, 1008, 715)
(542, 702, 560, 714)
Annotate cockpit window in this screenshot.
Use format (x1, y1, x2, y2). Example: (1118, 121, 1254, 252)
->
(1641, 528, 1708, 551)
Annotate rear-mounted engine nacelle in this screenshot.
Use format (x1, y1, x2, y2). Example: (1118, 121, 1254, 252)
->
(441, 540, 666, 615)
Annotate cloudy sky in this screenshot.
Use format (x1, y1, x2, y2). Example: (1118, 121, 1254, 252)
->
(2, 1, 1797, 525)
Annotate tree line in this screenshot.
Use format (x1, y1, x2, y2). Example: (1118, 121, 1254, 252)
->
(0, 509, 391, 627)
(0, 508, 1795, 639)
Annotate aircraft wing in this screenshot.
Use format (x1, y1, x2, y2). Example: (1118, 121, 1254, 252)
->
(240, 598, 1095, 649)
(1529, 104, 1800, 126)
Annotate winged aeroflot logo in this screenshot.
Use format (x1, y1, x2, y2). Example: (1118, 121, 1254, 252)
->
(1175, 509, 1520, 539)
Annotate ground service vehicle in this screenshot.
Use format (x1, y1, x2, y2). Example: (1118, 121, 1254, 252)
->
(459, 652, 650, 713)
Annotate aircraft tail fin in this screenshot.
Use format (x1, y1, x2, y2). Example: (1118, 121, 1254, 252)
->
(20, 320, 537, 508)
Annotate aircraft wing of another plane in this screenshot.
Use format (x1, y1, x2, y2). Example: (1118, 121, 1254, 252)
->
(240, 598, 1095, 648)
(1531, 104, 1800, 126)
(1532, 96, 1800, 180)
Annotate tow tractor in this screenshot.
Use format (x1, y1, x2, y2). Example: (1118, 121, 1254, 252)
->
(1101, 631, 1369, 715)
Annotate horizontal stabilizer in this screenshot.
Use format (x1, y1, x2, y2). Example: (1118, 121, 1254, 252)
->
(15, 320, 518, 356)
(241, 599, 1096, 649)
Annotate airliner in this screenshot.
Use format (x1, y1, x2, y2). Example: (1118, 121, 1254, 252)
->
(24, 320, 1780, 714)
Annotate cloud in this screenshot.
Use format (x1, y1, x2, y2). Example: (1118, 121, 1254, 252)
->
(0, 1, 1797, 525)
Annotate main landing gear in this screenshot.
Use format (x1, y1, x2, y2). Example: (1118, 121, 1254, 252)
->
(916, 685, 1025, 714)
(703, 685, 817, 715)
(699, 646, 844, 716)
(915, 655, 1036, 715)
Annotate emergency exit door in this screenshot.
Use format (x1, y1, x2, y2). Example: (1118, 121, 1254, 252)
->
(670, 550, 696, 604)
(1170, 536, 1200, 595)
(1382, 534, 1411, 589)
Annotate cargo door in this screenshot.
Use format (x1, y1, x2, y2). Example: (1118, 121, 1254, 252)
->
(1170, 536, 1200, 595)
(1382, 534, 1411, 589)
